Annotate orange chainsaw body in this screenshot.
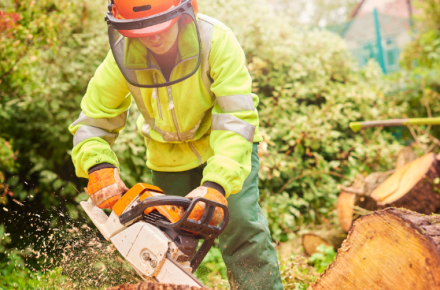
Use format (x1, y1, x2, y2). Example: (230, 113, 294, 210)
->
(112, 183, 181, 223)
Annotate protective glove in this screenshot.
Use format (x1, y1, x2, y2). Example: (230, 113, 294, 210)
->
(180, 185, 228, 226)
(84, 164, 128, 209)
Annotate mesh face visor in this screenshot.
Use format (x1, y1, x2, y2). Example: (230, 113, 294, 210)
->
(106, 0, 201, 88)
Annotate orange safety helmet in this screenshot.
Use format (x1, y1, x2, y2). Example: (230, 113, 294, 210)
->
(107, 0, 198, 38)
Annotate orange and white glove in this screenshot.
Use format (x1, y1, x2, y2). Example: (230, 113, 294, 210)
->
(180, 185, 228, 226)
(84, 164, 128, 209)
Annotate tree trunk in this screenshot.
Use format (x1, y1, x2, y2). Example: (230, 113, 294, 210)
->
(371, 153, 440, 214)
(337, 191, 377, 232)
(309, 208, 440, 290)
(302, 228, 347, 256)
(107, 282, 205, 290)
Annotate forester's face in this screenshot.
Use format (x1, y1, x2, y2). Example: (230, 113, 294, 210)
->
(139, 22, 179, 55)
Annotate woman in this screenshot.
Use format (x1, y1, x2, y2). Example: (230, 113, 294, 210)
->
(69, 0, 283, 289)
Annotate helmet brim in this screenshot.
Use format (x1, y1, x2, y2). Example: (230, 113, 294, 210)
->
(118, 16, 180, 38)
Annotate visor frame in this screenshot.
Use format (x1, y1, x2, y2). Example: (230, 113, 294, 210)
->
(108, 5, 202, 89)
(106, 0, 193, 31)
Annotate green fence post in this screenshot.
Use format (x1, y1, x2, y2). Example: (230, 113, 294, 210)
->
(373, 8, 387, 74)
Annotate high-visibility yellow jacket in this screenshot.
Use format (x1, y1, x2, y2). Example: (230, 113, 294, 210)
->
(69, 14, 262, 198)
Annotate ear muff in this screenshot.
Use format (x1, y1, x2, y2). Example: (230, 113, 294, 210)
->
(180, 0, 197, 24)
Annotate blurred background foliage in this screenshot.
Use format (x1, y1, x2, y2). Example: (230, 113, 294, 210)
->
(1, 0, 440, 289)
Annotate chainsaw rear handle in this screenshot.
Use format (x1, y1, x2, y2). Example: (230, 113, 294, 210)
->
(156, 196, 229, 239)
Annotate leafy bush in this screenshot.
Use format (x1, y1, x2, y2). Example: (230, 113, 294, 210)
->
(2, 0, 437, 287)
(0, 0, 151, 283)
(308, 244, 336, 273)
(195, 246, 228, 288)
(279, 251, 319, 290)
(200, 0, 405, 242)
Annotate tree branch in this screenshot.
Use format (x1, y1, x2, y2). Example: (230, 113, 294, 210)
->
(278, 171, 351, 194)
(414, 126, 440, 147)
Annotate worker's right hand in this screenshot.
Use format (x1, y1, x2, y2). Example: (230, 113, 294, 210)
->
(84, 166, 128, 210)
(180, 186, 228, 226)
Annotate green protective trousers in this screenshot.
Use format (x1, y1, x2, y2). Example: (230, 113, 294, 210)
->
(152, 144, 283, 290)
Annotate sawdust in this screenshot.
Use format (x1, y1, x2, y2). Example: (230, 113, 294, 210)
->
(3, 205, 140, 289)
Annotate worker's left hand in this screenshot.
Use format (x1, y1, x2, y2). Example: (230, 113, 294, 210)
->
(180, 186, 228, 226)
(85, 167, 129, 210)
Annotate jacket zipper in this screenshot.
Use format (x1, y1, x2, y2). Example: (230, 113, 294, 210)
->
(155, 56, 198, 141)
(189, 141, 202, 166)
(153, 75, 163, 120)
(152, 60, 202, 165)
(166, 86, 184, 141)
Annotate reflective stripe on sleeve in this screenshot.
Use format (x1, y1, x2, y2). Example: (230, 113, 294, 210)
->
(217, 94, 255, 113)
(71, 111, 128, 132)
(211, 114, 255, 142)
(73, 126, 119, 147)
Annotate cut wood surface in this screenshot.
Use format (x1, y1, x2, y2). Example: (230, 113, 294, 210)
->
(337, 191, 377, 232)
(371, 153, 440, 214)
(309, 208, 440, 290)
(302, 228, 347, 256)
(107, 282, 206, 290)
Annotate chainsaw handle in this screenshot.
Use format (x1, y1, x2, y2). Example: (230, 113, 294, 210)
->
(156, 196, 229, 239)
(119, 196, 191, 226)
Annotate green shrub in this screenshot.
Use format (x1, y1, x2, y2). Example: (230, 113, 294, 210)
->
(200, 0, 405, 242)
(308, 244, 336, 273)
(1, 0, 435, 287)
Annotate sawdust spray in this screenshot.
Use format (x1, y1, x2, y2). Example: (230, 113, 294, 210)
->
(2, 200, 140, 289)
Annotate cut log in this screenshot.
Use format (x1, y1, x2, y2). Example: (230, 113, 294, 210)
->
(107, 282, 205, 290)
(302, 228, 347, 256)
(338, 171, 393, 197)
(336, 191, 377, 232)
(371, 153, 440, 214)
(309, 208, 440, 290)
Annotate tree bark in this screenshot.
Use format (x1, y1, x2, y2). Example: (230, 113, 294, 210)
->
(302, 228, 347, 256)
(371, 153, 440, 214)
(107, 282, 205, 290)
(310, 208, 440, 290)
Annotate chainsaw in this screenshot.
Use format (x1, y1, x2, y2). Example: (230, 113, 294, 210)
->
(80, 183, 229, 288)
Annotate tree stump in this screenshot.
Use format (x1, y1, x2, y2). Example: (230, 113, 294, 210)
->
(336, 191, 377, 232)
(371, 153, 440, 214)
(107, 282, 206, 290)
(336, 171, 392, 232)
(309, 208, 440, 290)
(302, 228, 347, 256)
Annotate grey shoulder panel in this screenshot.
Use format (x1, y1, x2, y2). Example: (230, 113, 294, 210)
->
(197, 14, 216, 99)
